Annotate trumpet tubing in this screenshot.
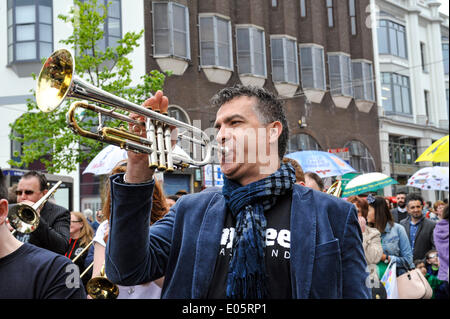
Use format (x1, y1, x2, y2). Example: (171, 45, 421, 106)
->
(37, 49, 220, 171)
(8, 181, 63, 234)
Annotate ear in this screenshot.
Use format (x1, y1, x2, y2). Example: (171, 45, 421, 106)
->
(0, 199, 8, 225)
(268, 121, 282, 144)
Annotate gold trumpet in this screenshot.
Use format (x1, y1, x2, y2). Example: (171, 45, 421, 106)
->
(85, 264, 119, 299)
(36, 49, 225, 172)
(326, 180, 342, 197)
(8, 181, 62, 235)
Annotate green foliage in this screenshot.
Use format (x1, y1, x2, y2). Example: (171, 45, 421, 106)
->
(9, 0, 168, 174)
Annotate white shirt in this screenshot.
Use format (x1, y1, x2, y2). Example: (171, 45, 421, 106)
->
(93, 220, 162, 299)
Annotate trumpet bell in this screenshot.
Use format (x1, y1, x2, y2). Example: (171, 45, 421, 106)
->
(8, 203, 40, 234)
(86, 277, 119, 299)
(37, 49, 74, 113)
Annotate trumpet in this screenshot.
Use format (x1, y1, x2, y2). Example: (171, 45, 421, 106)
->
(326, 180, 342, 198)
(85, 264, 119, 299)
(8, 181, 62, 235)
(36, 49, 225, 172)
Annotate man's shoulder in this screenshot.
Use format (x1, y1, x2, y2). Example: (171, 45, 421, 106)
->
(422, 218, 437, 229)
(43, 201, 70, 215)
(20, 243, 71, 268)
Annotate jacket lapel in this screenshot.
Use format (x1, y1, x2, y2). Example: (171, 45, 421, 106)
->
(290, 185, 317, 299)
(191, 193, 227, 298)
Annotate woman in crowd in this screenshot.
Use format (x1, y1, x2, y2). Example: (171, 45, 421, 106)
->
(366, 195, 413, 277)
(65, 211, 94, 287)
(347, 195, 384, 298)
(433, 200, 446, 220)
(433, 205, 449, 299)
(89, 161, 168, 299)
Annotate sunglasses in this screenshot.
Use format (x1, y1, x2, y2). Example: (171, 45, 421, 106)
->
(427, 254, 438, 259)
(15, 190, 35, 196)
(71, 220, 83, 223)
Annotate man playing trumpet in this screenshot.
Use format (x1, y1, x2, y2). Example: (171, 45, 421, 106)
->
(104, 86, 370, 299)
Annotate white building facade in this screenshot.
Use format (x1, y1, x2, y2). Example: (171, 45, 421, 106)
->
(371, 0, 449, 201)
(0, 0, 146, 211)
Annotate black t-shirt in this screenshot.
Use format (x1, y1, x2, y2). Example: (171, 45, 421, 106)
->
(0, 243, 86, 299)
(207, 191, 292, 299)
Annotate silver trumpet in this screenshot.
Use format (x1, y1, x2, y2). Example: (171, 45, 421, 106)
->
(36, 49, 225, 172)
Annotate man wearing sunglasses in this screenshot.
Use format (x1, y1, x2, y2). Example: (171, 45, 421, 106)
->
(14, 171, 70, 255)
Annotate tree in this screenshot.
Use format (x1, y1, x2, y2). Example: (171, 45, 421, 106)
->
(9, 0, 168, 174)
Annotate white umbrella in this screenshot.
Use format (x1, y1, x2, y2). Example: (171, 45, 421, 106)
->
(342, 172, 398, 197)
(83, 145, 128, 175)
(407, 166, 449, 191)
(82, 144, 191, 175)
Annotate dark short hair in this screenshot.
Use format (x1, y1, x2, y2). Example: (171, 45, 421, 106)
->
(21, 171, 48, 191)
(0, 169, 8, 201)
(396, 191, 407, 196)
(210, 85, 289, 160)
(413, 259, 425, 267)
(167, 195, 179, 202)
(304, 172, 324, 191)
(175, 190, 188, 196)
(405, 193, 424, 207)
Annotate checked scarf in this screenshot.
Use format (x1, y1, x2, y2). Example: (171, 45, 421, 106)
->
(222, 163, 296, 299)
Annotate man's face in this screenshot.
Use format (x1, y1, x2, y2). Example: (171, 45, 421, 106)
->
(214, 96, 281, 185)
(396, 194, 406, 207)
(407, 200, 423, 220)
(16, 177, 46, 204)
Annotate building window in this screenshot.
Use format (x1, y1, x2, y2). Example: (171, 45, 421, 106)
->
(299, 45, 326, 90)
(443, 40, 449, 75)
(424, 90, 431, 124)
(288, 134, 321, 153)
(152, 2, 190, 60)
(7, 0, 53, 64)
(381, 72, 412, 114)
(328, 53, 353, 97)
(236, 26, 267, 77)
(389, 136, 418, 165)
(352, 61, 375, 101)
(349, 0, 356, 35)
(420, 42, 428, 73)
(79, 0, 122, 51)
(377, 20, 407, 59)
(271, 36, 299, 84)
(199, 15, 233, 70)
(300, 0, 306, 18)
(326, 0, 334, 27)
(344, 140, 375, 173)
(271, 0, 277, 7)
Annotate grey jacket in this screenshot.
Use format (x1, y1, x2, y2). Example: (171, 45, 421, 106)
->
(400, 216, 436, 261)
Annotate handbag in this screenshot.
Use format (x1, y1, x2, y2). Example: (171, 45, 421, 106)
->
(396, 260, 433, 299)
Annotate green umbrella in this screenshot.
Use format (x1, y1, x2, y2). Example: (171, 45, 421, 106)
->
(342, 172, 398, 197)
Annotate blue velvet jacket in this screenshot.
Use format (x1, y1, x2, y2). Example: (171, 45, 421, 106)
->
(105, 174, 371, 299)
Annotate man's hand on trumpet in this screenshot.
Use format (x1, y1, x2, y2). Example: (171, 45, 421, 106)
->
(125, 90, 170, 184)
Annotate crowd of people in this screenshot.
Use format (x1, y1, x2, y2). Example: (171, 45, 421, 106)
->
(0, 85, 448, 300)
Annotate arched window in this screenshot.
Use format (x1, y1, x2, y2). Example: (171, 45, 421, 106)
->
(287, 133, 321, 153)
(344, 140, 375, 173)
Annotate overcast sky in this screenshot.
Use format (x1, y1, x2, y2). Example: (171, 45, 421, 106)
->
(438, 0, 449, 16)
